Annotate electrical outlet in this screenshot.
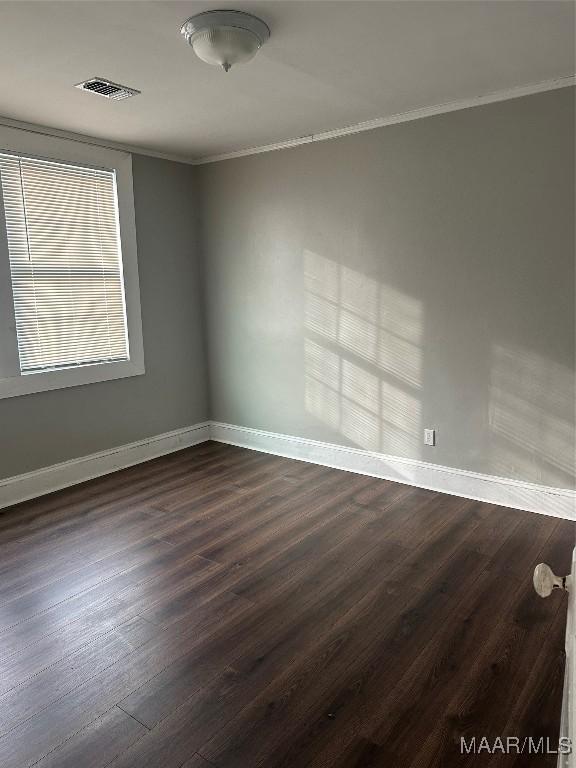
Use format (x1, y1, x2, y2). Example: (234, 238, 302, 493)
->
(424, 428, 436, 446)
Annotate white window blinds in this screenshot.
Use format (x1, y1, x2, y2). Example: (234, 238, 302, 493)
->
(0, 153, 129, 373)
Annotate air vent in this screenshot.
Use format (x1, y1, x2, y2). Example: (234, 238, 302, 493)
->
(74, 77, 140, 101)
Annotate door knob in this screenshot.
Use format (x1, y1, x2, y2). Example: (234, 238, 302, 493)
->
(533, 563, 571, 598)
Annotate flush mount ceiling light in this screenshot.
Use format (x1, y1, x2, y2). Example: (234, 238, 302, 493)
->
(180, 10, 270, 72)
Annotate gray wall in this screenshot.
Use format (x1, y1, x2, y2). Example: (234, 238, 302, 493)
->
(0, 154, 209, 479)
(200, 87, 576, 490)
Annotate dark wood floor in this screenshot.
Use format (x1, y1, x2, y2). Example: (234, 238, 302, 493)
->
(0, 441, 573, 768)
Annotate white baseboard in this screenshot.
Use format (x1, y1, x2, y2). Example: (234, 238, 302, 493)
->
(0, 422, 211, 510)
(210, 422, 576, 521)
(2, 420, 574, 520)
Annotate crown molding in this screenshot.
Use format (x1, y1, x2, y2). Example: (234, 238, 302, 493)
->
(0, 115, 197, 166)
(0, 75, 573, 168)
(193, 75, 576, 165)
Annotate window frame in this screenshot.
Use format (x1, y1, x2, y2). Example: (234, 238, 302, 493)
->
(0, 126, 144, 399)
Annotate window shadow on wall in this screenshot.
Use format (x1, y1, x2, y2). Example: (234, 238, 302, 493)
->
(489, 343, 575, 488)
(304, 250, 423, 458)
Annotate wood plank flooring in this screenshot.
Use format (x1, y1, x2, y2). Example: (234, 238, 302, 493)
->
(0, 441, 573, 768)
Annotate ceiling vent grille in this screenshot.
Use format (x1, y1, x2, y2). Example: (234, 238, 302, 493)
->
(75, 77, 140, 100)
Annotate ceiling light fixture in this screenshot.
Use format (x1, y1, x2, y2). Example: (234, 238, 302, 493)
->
(180, 10, 270, 72)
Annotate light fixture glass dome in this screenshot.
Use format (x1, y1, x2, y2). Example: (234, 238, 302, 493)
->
(191, 26, 260, 71)
(181, 10, 270, 72)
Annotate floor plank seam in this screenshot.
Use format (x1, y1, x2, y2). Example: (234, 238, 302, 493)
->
(21, 705, 125, 768)
(0, 623, 160, 738)
(0, 443, 571, 768)
(195, 750, 220, 767)
(0, 571, 140, 635)
(0, 621, 119, 685)
(115, 703, 152, 731)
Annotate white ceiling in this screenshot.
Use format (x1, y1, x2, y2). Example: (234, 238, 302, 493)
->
(0, 1, 573, 162)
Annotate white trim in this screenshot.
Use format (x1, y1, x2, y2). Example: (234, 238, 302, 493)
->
(0, 77, 573, 168)
(210, 422, 576, 521)
(0, 127, 145, 399)
(195, 76, 576, 165)
(559, 547, 576, 768)
(1, 420, 574, 518)
(0, 359, 145, 399)
(0, 422, 210, 510)
(0, 115, 196, 166)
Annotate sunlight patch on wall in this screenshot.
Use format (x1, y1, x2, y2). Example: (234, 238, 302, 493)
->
(304, 251, 423, 456)
(304, 250, 339, 302)
(305, 339, 340, 431)
(304, 252, 423, 388)
(305, 292, 339, 339)
(380, 379, 422, 455)
(338, 309, 379, 368)
(341, 359, 381, 450)
(376, 284, 422, 388)
(490, 344, 575, 486)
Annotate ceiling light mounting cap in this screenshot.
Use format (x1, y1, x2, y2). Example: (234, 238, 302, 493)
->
(180, 10, 270, 72)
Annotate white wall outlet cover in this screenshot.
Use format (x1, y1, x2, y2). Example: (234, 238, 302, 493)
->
(424, 428, 436, 446)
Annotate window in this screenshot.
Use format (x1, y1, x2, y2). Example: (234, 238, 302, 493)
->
(0, 126, 143, 398)
(1, 154, 129, 373)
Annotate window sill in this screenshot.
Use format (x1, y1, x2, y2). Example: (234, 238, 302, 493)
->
(0, 358, 145, 399)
